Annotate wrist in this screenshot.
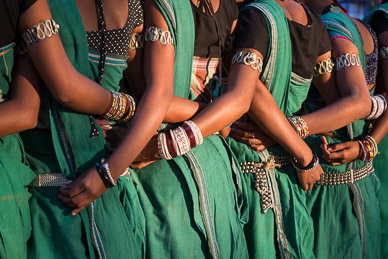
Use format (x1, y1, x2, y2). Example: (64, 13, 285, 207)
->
(293, 152, 319, 172)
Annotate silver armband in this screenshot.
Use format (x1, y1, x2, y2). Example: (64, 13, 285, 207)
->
(231, 51, 263, 73)
(144, 26, 173, 45)
(335, 53, 361, 71)
(129, 32, 144, 50)
(21, 19, 60, 47)
(365, 94, 387, 120)
(313, 58, 334, 77)
(379, 47, 388, 60)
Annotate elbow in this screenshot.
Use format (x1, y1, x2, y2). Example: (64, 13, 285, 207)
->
(352, 92, 372, 119)
(19, 103, 39, 130)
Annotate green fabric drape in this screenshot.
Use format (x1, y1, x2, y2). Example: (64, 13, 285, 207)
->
(131, 1, 249, 258)
(364, 4, 388, 258)
(304, 11, 381, 259)
(21, 1, 145, 258)
(0, 43, 36, 259)
(228, 1, 315, 258)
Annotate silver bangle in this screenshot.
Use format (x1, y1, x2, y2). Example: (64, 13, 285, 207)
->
(144, 26, 173, 45)
(380, 46, 388, 60)
(335, 53, 361, 71)
(21, 19, 59, 46)
(231, 51, 263, 73)
(99, 159, 117, 187)
(365, 94, 387, 120)
(313, 57, 334, 77)
(129, 32, 144, 50)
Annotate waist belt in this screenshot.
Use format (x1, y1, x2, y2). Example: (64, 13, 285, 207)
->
(317, 161, 374, 185)
(240, 155, 291, 213)
(29, 173, 72, 187)
(29, 168, 131, 187)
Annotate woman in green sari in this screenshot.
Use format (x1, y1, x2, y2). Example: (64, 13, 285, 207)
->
(15, 0, 146, 258)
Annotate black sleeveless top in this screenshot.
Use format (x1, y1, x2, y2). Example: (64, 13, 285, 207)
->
(0, 0, 37, 47)
(191, 0, 238, 58)
(234, 4, 331, 79)
(86, 0, 143, 57)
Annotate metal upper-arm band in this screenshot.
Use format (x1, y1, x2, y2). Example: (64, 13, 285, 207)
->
(231, 51, 263, 73)
(144, 26, 173, 46)
(379, 46, 388, 60)
(129, 33, 145, 50)
(365, 94, 387, 120)
(19, 19, 60, 53)
(313, 57, 334, 77)
(335, 53, 361, 71)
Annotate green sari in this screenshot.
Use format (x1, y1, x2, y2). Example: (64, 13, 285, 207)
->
(131, 1, 249, 258)
(304, 12, 380, 259)
(20, 1, 145, 258)
(0, 43, 36, 259)
(364, 4, 388, 258)
(227, 1, 315, 258)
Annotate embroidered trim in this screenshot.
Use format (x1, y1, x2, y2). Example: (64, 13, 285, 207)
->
(379, 46, 388, 60)
(145, 26, 173, 45)
(335, 53, 361, 70)
(231, 51, 263, 73)
(313, 58, 335, 77)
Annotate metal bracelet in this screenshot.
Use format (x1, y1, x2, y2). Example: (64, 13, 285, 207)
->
(97, 159, 116, 187)
(231, 51, 263, 73)
(313, 57, 334, 77)
(335, 53, 361, 71)
(129, 32, 144, 50)
(21, 19, 60, 47)
(379, 46, 388, 60)
(144, 26, 173, 45)
(365, 94, 387, 120)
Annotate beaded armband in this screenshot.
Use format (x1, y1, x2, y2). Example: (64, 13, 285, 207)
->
(380, 46, 388, 60)
(158, 120, 203, 160)
(358, 135, 378, 162)
(231, 51, 263, 73)
(129, 33, 145, 50)
(144, 26, 173, 45)
(335, 53, 361, 71)
(20, 19, 60, 52)
(313, 57, 334, 77)
(365, 94, 387, 120)
(287, 116, 309, 139)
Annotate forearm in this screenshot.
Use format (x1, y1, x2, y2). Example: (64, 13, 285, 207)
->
(0, 56, 40, 137)
(164, 96, 206, 123)
(248, 83, 313, 166)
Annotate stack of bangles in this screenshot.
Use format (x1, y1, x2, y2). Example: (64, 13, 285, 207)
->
(103, 90, 136, 122)
(287, 116, 309, 139)
(365, 94, 387, 120)
(292, 152, 319, 172)
(158, 120, 203, 160)
(96, 158, 116, 188)
(358, 135, 378, 162)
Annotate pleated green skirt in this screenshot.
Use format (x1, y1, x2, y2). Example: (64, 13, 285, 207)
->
(0, 134, 35, 259)
(132, 135, 249, 259)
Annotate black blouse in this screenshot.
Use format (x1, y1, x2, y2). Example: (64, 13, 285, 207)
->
(234, 5, 332, 79)
(370, 11, 388, 36)
(191, 0, 239, 58)
(0, 0, 37, 47)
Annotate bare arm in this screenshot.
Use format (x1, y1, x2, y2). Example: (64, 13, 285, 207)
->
(0, 55, 40, 137)
(18, 0, 111, 115)
(302, 38, 371, 134)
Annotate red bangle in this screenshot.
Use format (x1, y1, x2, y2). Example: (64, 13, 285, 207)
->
(166, 132, 177, 158)
(183, 124, 196, 149)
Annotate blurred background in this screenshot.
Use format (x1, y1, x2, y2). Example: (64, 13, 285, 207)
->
(340, 0, 380, 19)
